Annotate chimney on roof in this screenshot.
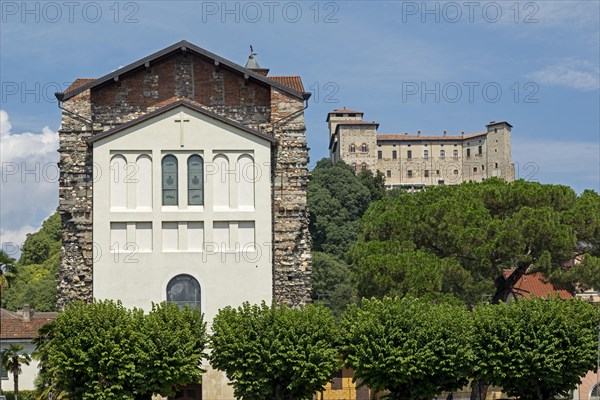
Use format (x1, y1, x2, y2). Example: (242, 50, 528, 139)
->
(245, 45, 270, 76)
(417, 130, 421, 136)
(461, 131, 464, 138)
(22, 304, 31, 322)
(443, 130, 447, 137)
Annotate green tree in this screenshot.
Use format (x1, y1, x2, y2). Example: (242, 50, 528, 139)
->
(472, 298, 600, 400)
(34, 300, 207, 400)
(308, 159, 380, 259)
(341, 297, 474, 400)
(311, 252, 355, 317)
(0, 250, 17, 288)
(356, 179, 600, 304)
(1, 344, 32, 400)
(210, 302, 340, 400)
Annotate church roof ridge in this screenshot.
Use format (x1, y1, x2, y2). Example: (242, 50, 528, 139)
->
(87, 99, 276, 145)
(62, 40, 310, 101)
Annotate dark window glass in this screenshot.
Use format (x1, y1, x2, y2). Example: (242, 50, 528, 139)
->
(424, 170, 429, 177)
(167, 274, 201, 311)
(392, 150, 397, 159)
(187, 155, 204, 206)
(478, 145, 483, 155)
(377, 150, 382, 159)
(407, 150, 412, 159)
(162, 155, 178, 206)
(467, 148, 471, 157)
(386, 170, 391, 178)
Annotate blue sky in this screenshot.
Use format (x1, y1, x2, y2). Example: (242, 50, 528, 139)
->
(1, 0, 599, 254)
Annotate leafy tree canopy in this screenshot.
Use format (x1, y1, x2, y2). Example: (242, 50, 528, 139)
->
(472, 298, 600, 400)
(210, 302, 340, 400)
(311, 252, 355, 317)
(354, 179, 600, 304)
(341, 296, 474, 400)
(308, 159, 385, 259)
(34, 300, 207, 400)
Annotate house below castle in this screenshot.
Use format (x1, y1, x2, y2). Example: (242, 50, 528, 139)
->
(327, 109, 515, 188)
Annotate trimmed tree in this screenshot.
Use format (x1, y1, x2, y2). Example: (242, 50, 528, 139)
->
(34, 300, 207, 400)
(341, 296, 474, 400)
(472, 298, 600, 400)
(210, 302, 340, 400)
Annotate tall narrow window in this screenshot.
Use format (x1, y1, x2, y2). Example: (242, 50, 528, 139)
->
(392, 150, 397, 159)
(440, 149, 445, 158)
(478, 145, 483, 155)
(110, 155, 127, 209)
(213, 154, 230, 209)
(453, 149, 459, 158)
(407, 170, 413, 178)
(407, 150, 412, 159)
(162, 155, 178, 206)
(467, 148, 471, 158)
(136, 155, 152, 210)
(424, 170, 430, 177)
(187, 155, 204, 206)
(238, 155, 255, 209)
(423, 149, 429, 159)
(167, 274, 201, 311)
(361, 143, 368, 152)
(377, 150, 382, 159)
(350, 144, 356, 153)
(386, 170, 392, 178)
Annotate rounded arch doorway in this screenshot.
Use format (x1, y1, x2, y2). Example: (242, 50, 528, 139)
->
(166, 274, 201, 311)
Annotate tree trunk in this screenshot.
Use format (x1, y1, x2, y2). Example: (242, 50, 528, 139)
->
(13, 370, 18, 400)
(469, 379, 489, 400)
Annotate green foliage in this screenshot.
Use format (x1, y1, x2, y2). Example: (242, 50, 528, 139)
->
(308, 159, 385, 259)
(0, 249, 17, 288)
(354, 179, 600, 304)
(34, 300, 207, 400)
(1, 343, 32, 398)
(1, 391, 36, 400)
(472, 298, 600, 400)
(3, 212, 60, 311)
(341, 297, 474, 400)
(210, 302, 340, 400)
(311, 252, 355, 317)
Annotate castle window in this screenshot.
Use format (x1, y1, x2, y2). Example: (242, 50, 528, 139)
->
(162, 155, 178, 206)
(361, 143, 368, 152)
(478, 145, 483, 155)
(453, 170, 459, 175)
(495, 162, 499, 168)
(336, 113, 343, 117)
(474, 167, 478, 173)
(440, 149, 445, 158)
(361, 162, 367, 170)
(187, 155, 204, 206)
(407, 170, 413, 178)
(392, 150, 397, 159)
(482, 165, 485, 171)
(386, 170, 392, 178)
(453, 150, 458, 158)
(436, 170, 440, 175)
(467, 149, 471, 158)
(378, 150, 382, 159)
(423, 149, 429, 159)
(407, 150, 412, 159)
(350, 144, 356, 153)
(167, 274, 201, 311)
(424, 170, 430, 177)
(348, 113, 356, 117)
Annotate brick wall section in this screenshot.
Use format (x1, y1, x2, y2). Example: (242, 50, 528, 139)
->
(57, 51, 311, 309)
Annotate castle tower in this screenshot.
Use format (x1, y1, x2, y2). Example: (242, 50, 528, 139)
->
(327, 109, 378, 170)
(485, 121, 515, 181)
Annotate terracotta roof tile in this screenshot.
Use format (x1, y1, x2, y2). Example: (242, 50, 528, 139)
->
(377, 132, 487, 141)
(1, 309, 56, 340)
(268, 76, 304, 93)
(65, 78, 95, 93)
(502, 270, 574, 300)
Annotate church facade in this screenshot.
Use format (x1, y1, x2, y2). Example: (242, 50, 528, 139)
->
(328, 109, 515, 188)
(56, 41, 312, 398)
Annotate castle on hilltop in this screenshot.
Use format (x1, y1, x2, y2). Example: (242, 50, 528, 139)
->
(327, 109, 515, 188)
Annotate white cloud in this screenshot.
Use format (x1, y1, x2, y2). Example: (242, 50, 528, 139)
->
(530, 59, 600, 91)
(0, 110, 59, 255)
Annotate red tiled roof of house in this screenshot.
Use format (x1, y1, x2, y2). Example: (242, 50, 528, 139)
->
(1, 309, 56, 340)
(268, 76, 304, 93)
(65, 78, 96, 93)
(502, 270, 574, 300)
(377, 132, 487, 141)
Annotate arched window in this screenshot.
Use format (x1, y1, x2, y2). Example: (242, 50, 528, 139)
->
(473, 167, 478, 173)
(187, 155, 204, 206)
(110, 155, 127, 209)
(349, 144, 356, 153)
(361, 162, 367, 170)
(238, 154, 255, 209)
(591, 384, 599, 400)
(213, 154, 230, 209)
(136, 155, 152, 209)
(361, 143, 368, 152)
(162, 155, 178, 206)
(167, 274, 201, 311)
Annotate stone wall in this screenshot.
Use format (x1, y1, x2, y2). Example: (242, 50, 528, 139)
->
(57, 50, 311, 309)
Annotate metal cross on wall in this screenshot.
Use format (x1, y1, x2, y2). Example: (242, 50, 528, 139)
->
(174, 112, 190, 147)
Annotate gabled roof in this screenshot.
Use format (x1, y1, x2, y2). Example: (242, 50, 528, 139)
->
(269, 76, 304, 93)
(377, 132, 487, 142)
(87, 99, 276, 144)
(502, 270, 574, 300)
(63, 40, 310, 101)
(1, 309, 56, 340)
